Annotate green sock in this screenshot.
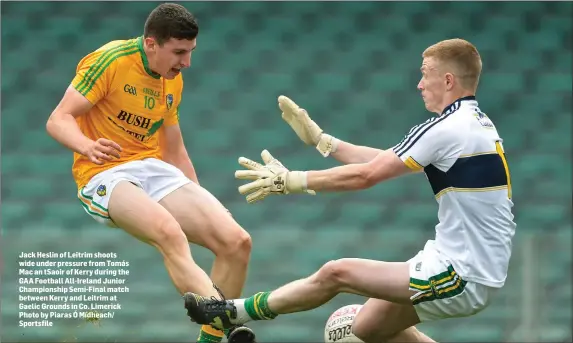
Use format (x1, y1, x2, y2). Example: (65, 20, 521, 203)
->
(243, 291, 278, 320)
(196, 325, 229, 343)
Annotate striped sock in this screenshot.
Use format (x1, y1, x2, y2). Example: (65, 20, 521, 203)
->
(243, 291, 278, 321)
(196, 325, 228, 343)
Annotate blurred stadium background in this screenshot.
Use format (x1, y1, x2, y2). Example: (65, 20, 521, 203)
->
(1, 1, 571, 342)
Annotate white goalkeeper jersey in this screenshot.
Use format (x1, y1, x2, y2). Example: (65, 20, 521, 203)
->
(392, 96, 516, 288)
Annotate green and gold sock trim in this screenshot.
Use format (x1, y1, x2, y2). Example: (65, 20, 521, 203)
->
(244, 291, 278, 320)
(410, 265, 467, 305)
(196, 331, 221, 343)
(196, 325, 226, 343)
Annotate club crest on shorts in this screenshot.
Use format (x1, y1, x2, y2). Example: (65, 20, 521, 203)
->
(166, 94, 173, 110)
(96, 185, 107, 197)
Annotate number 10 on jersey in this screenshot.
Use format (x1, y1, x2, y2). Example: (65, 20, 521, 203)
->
(144, 95, 155, 110)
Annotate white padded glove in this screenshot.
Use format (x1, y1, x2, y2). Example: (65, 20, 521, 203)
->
(235, 150, 315, 204)
(278, 95, 339, 157)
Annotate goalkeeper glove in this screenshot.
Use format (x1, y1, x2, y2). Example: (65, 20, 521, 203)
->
(235, 150, 315, 204)
(278, 95, 340, 157)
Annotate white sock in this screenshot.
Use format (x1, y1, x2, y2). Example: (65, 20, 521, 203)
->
(231, 299, 252, 324)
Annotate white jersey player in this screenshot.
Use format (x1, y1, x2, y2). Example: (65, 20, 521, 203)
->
(393, 95, 515, 295)
(183, 38, 516, 343)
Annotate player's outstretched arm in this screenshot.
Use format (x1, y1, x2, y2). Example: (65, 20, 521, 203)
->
(329, 141, 384, 164)
(305, 149, 412, 192)
(234, 149, 411, 203)
(278, 95, 382, 164)
(160, 124, 199, 184)
(46, 86, 122, 165)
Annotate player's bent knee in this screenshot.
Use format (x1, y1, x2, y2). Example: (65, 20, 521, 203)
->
(352, 318, 408, 343)
(351, 319, 389, 343)
(351, 324, 374, 343)
(214, 228, 252, 262)
(315, 259, 353, 291)
(150, 218, 188, 253)
(351, 308, 380, 342)
(235, 230, 252, 255)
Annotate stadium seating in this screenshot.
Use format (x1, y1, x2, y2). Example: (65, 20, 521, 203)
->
(2, 1, 571, 342)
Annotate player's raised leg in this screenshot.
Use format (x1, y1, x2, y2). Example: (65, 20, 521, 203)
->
(109, 180, 255, 342)
(159, 181, 252, 299)
(108, 181, 225, 300)
(159, 181, 253, 341)
(351, 298, 435, 343)
(351, 239, 491, 343)
(184, 258, 416, 330)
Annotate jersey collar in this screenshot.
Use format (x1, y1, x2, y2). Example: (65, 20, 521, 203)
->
(137, 36, 161, 79)
(441, 95, 476, 116)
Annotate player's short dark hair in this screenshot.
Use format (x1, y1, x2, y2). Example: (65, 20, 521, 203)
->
(144, 3, 199, 45)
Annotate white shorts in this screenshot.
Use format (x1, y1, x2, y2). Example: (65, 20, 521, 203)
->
(407, 240, 498, 322)
(77, 158, 191, 228)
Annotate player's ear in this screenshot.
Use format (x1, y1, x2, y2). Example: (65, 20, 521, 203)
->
(144, 37, 157, 52)
(445, 73, 455, 91)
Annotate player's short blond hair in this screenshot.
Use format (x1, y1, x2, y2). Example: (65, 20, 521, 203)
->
(423, 38, 482, 91)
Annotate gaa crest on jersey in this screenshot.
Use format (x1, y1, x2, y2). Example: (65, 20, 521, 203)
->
(166, 94, 173, 110)
(96, 185, 107, 197)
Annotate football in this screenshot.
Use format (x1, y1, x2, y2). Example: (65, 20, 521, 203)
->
(324, 304, 364, 342)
